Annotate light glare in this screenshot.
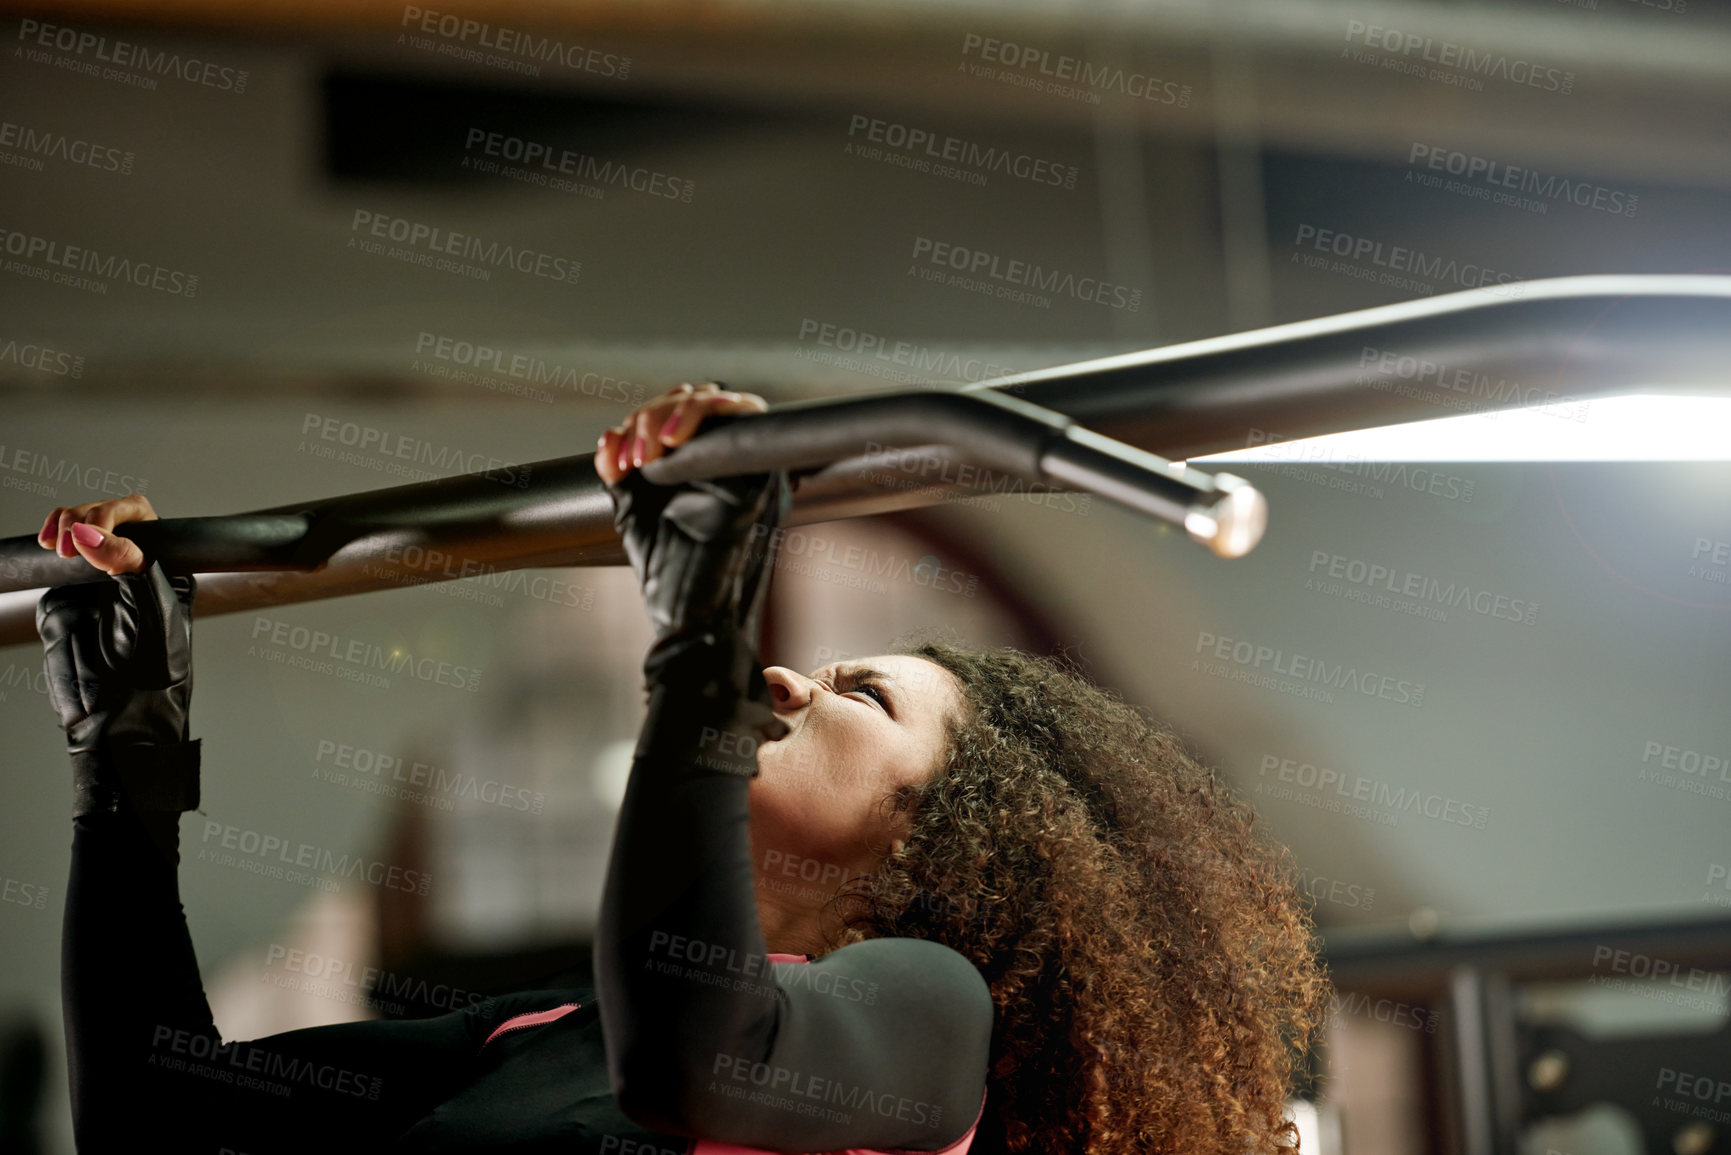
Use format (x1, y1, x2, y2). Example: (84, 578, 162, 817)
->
(1190, 393, 1731, 464)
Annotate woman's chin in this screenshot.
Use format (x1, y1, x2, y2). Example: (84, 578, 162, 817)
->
(752, 743, 799, 789)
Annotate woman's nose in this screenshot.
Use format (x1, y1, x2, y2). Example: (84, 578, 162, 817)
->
(762, 666, 814, 712)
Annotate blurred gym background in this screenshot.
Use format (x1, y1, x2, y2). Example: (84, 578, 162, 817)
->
(1, 1, 1729, 1152)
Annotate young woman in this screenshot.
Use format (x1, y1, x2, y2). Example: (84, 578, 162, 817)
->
(36, 383, 1328, 1155)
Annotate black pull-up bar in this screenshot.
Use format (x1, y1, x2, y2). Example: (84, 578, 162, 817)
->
(0, 389, 1260, 643)
(4, 274, 1731, 647)
(632, 389, 1263, 552)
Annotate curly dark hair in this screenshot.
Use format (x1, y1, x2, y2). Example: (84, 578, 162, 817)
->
(817, 640, 1332, 1155)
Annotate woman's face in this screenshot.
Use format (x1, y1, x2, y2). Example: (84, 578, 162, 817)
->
(750, 655, 964, 885)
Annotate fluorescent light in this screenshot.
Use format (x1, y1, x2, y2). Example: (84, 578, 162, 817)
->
(1189, 393, 1731, 464)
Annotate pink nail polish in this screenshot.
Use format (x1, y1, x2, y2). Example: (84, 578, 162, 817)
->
(659, 413, 680, 440)
(70, 523, 103, 548)
(616, 440, 630, 473)
(631, 435, 645, 468)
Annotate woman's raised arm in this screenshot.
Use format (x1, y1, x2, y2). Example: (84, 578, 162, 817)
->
(591, 386, 993, 1154)
(37, 497, 484, 1153)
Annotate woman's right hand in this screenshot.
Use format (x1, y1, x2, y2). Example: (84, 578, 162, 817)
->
(593, 383, 790, 711)
(594, 381, 769, 486)
(36, 493, 158, 576)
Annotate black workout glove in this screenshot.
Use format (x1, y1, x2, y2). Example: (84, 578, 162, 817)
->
(606, 466, 793, 763)
(36, 559, 201, 821)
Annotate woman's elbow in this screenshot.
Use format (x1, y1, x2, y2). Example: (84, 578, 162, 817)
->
(610, 1048, 703, 1137)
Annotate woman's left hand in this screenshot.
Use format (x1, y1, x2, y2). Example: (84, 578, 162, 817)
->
(594, 382, 769, 486)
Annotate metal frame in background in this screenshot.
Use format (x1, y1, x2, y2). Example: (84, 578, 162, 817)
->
(1325, 914, 1731, 1155)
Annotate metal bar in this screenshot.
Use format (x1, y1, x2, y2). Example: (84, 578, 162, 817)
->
(4, 274, 1731, 646)
(1447, 967, 1497, 1155)
(988, 273, 1731, 458)
(1481, 971, 1522, 1155)
(0, 390, 1256, 646)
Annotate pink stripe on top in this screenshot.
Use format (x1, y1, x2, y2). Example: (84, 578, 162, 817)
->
(691, 953, 984, 1155)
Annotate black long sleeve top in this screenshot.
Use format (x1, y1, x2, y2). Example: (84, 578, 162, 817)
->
(63, 667, 994, 1154)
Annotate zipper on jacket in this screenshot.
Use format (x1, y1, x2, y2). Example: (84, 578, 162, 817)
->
(479, 1002, 583, 1052)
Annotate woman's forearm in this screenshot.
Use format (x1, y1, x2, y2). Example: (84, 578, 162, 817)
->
(594, 673, 782, 1134)
(62, 804, 226, 1152)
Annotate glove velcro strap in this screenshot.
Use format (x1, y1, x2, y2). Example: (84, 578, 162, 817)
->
(71, 739, 202, 817)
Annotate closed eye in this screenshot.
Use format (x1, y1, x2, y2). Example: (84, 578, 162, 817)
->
(835, 672, 891, 714)
(850, 683, 887, 707)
